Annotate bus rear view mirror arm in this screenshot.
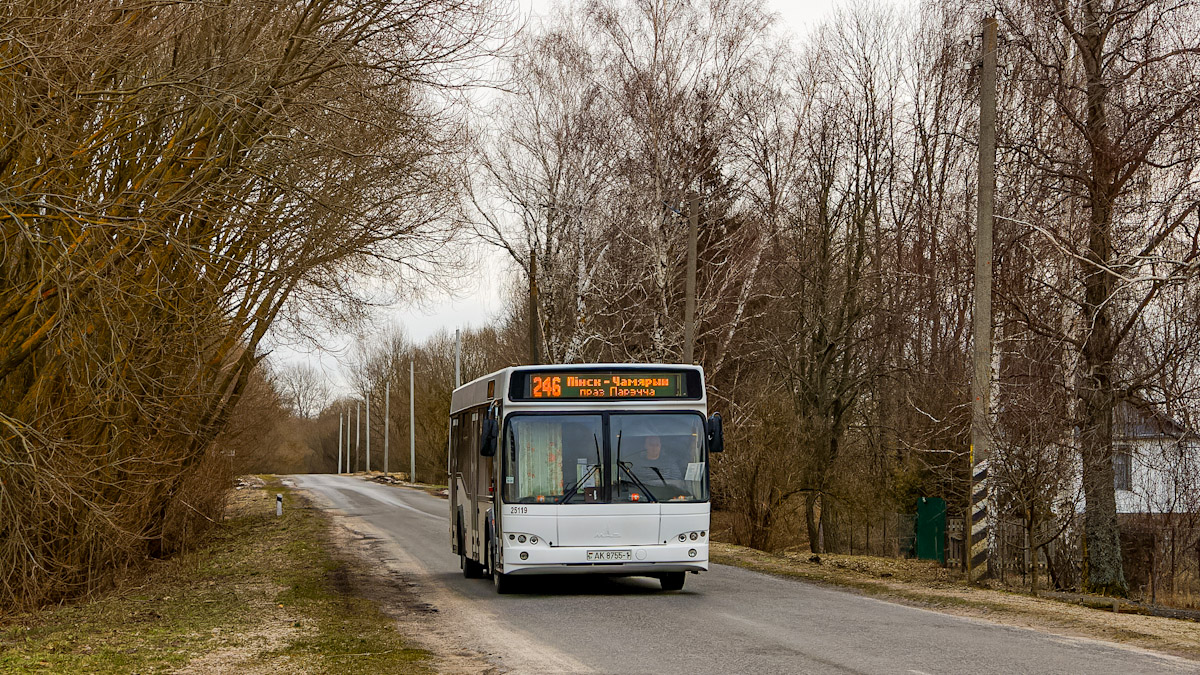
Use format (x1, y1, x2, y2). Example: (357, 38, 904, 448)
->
(707, 412, 724, 453)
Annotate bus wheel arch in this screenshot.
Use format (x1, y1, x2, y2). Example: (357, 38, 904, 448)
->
(491, 535, 515, 594)
(487, 514, 515, 593)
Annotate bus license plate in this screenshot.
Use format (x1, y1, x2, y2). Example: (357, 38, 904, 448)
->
(587, 550, 632, 561)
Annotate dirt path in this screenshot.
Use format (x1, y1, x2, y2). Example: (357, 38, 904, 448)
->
(313, 501, 589, 673)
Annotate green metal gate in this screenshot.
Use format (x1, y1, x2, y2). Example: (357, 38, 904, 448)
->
(915, 497, 947, 564)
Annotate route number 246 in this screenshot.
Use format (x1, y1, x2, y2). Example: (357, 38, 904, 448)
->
(531, 375, 562, 398)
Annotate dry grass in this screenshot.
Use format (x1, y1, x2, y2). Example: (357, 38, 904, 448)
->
(0, 478, 431, 674)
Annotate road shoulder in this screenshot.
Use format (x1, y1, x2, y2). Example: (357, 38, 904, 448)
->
(299, 474, 593, 673)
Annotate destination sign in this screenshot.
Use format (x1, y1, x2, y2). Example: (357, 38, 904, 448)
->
(519, 371, 689, 400)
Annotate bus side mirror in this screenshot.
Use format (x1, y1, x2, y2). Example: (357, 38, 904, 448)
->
(707, 413, 724, 454)
(479, 418, 498, 457)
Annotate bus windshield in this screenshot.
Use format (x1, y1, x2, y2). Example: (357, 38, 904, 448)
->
(504, 415, 604, 504)
(612, 414, 707, 503)
(502, 413, 708, 504)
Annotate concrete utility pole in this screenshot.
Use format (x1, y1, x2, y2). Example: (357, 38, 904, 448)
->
(410, 359, 416, 484)
(454, 328, 461, 387)
(969, 14, 997, 584)
(366, 390, 371, 473)
(337, 413, 343, 474)
(683, 192, 699, 364)
(345, 406, 351, 473)
(529, 250, 540, 365)
(384, 381, 390, 477)
(355, 402, 361, 472)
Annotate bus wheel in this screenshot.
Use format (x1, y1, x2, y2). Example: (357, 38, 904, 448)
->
(493, 567, 515, 594)
(462, 551, 485, 579)
(659, 572, 686, 591)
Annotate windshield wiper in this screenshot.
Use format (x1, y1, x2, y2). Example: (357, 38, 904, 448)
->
(560, 433, 604, 504)
(560, 463, 599, 503)
(614, 430, 658, 501)
(617, 461, 658, 502)
(559, 432, 610, 504)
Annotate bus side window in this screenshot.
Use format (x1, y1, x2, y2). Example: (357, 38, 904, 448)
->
(455, 414, 471, 491)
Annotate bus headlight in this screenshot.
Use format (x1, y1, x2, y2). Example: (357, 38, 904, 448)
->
(529, 536, 538, 544)
(688, 549, 697, 558)
(679, 534, 687, 542)
(690, 532, 698, 541)
(518, 535, 526, 543)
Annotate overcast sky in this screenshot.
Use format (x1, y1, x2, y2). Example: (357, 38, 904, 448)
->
(264, 0, 840, 393)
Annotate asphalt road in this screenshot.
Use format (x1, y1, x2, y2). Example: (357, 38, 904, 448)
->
(291, 474, 1194, 674)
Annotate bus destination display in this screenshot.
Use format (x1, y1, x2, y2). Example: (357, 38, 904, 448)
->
(526, 372, 686, 399)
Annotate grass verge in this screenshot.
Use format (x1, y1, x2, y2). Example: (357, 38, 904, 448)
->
(711, 541, 1200, 660)
(0, 478, 430, 674)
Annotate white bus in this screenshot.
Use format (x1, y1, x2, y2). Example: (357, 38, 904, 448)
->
(448, 364, 724, 593)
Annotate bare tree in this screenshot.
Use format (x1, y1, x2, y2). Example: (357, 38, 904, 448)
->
(471, 0, 776, 371)
(0, 0, 503, 609)
(1000, 0, 1200, 595)
(276, 363, 332, 420)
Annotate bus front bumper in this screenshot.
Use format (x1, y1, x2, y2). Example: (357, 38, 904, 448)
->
(499, 542, 709, 576)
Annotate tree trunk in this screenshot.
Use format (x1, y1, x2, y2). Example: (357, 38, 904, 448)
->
(805, 492, 821, 554)
(1075, 0, 1127, 597)
(1026, 509, 1038, 595)
(1079, 378, 1126, 595)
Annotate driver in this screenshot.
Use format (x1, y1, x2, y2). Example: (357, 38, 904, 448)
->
(635, 435, 683, 482)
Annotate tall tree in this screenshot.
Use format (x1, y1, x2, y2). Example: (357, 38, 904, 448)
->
(0, 0, 501, 609)
(1001, 0, 1200, 595)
